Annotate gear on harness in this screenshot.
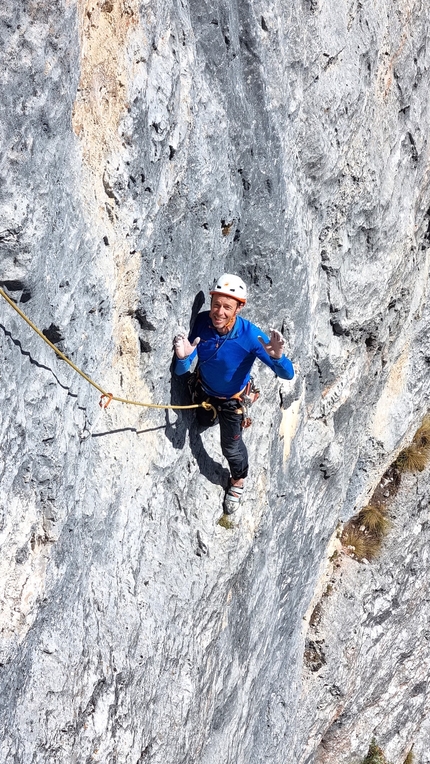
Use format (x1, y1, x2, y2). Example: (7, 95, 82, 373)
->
(187, 369, 200, 403)
(188, 369, 259, 427)
(237, 378, 260, 429)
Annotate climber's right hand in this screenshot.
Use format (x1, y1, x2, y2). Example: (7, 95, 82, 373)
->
(173, 332, 200, 359)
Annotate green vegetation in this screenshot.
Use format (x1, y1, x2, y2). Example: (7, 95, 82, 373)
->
(357, 739, 414, 764)
(361, 739, 389, 764)
(218, 514, 235, 530)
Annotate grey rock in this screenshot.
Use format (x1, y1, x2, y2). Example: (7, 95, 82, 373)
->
(0, 0, 430, 762)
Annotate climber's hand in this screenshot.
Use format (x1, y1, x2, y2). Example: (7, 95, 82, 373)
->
(258, 329, 285, 360)
(174, 332, 200, 359)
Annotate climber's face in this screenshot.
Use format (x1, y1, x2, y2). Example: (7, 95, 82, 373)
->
(210, 295, 242, 333)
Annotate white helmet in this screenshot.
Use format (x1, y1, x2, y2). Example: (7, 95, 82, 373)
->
(210, 273, 247, 303)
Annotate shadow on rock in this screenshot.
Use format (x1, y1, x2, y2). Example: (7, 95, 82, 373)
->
(91, 425, 167, 438)
(0, 322, 78, 398)
(165, 371, 229, 489)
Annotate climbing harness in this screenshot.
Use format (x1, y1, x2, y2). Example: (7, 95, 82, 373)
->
(188, 368, 259, 428)
(0, 288, 217, 420)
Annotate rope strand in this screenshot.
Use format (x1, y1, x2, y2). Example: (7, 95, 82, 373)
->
(0, 288, 216, 418)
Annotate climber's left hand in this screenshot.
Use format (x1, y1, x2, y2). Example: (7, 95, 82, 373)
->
(257, 329, 285, 359)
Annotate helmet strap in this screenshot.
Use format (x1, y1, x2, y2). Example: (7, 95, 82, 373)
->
(224, 303, 243, 330)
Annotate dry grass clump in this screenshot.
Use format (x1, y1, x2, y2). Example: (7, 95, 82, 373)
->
(341, 413, 430, 565)
(357, 505, 390, 535)
(395, 414, 430, 473)
(403, 750, 414, 764)
(362, 739, 389, 764)
(341, 502, 390, 562)
(341, 522, 383, 561)
(413, 414, 430, 448)
(395, 446, 429, 473)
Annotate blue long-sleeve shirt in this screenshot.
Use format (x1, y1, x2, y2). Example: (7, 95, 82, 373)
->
(174, 311, 294, 398)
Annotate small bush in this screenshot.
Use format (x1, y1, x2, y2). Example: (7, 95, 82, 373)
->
(357, 505, 390, 535)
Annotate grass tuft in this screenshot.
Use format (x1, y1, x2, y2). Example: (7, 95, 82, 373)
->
(341, 523, 383, 561)
(395, 446, 429, 473)
(341, 412, 430, 566)
(362, 739, 389, 764)
(403, 751, 414, 764)
(413, 414, 430, 449)
(395, 414, 430, 473)
(357, 505, 390, 535)
(218, 514, 235, 530)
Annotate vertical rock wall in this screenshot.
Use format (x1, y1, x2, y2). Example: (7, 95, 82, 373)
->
(0, 0, 430, 762)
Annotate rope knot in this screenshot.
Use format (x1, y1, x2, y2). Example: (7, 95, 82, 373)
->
(201, 400, 217, 420)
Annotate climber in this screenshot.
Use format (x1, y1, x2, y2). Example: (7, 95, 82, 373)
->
(173, 274, 294, 514)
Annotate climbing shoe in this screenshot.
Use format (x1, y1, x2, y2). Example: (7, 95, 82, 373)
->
(223, 483, 244, 515)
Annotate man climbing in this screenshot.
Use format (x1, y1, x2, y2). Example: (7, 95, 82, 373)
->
(173, 274, 294, 514)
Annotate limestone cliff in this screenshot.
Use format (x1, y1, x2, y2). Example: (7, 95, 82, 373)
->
(0, 0, 430, 762)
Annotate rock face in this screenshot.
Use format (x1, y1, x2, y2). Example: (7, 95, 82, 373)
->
(0, 0, 430, 762)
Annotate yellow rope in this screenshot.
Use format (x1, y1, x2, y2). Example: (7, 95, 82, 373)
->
(0, 288, 216, 417)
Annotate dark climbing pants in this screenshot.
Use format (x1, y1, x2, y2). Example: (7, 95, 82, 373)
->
(196, 394, 249, 480)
